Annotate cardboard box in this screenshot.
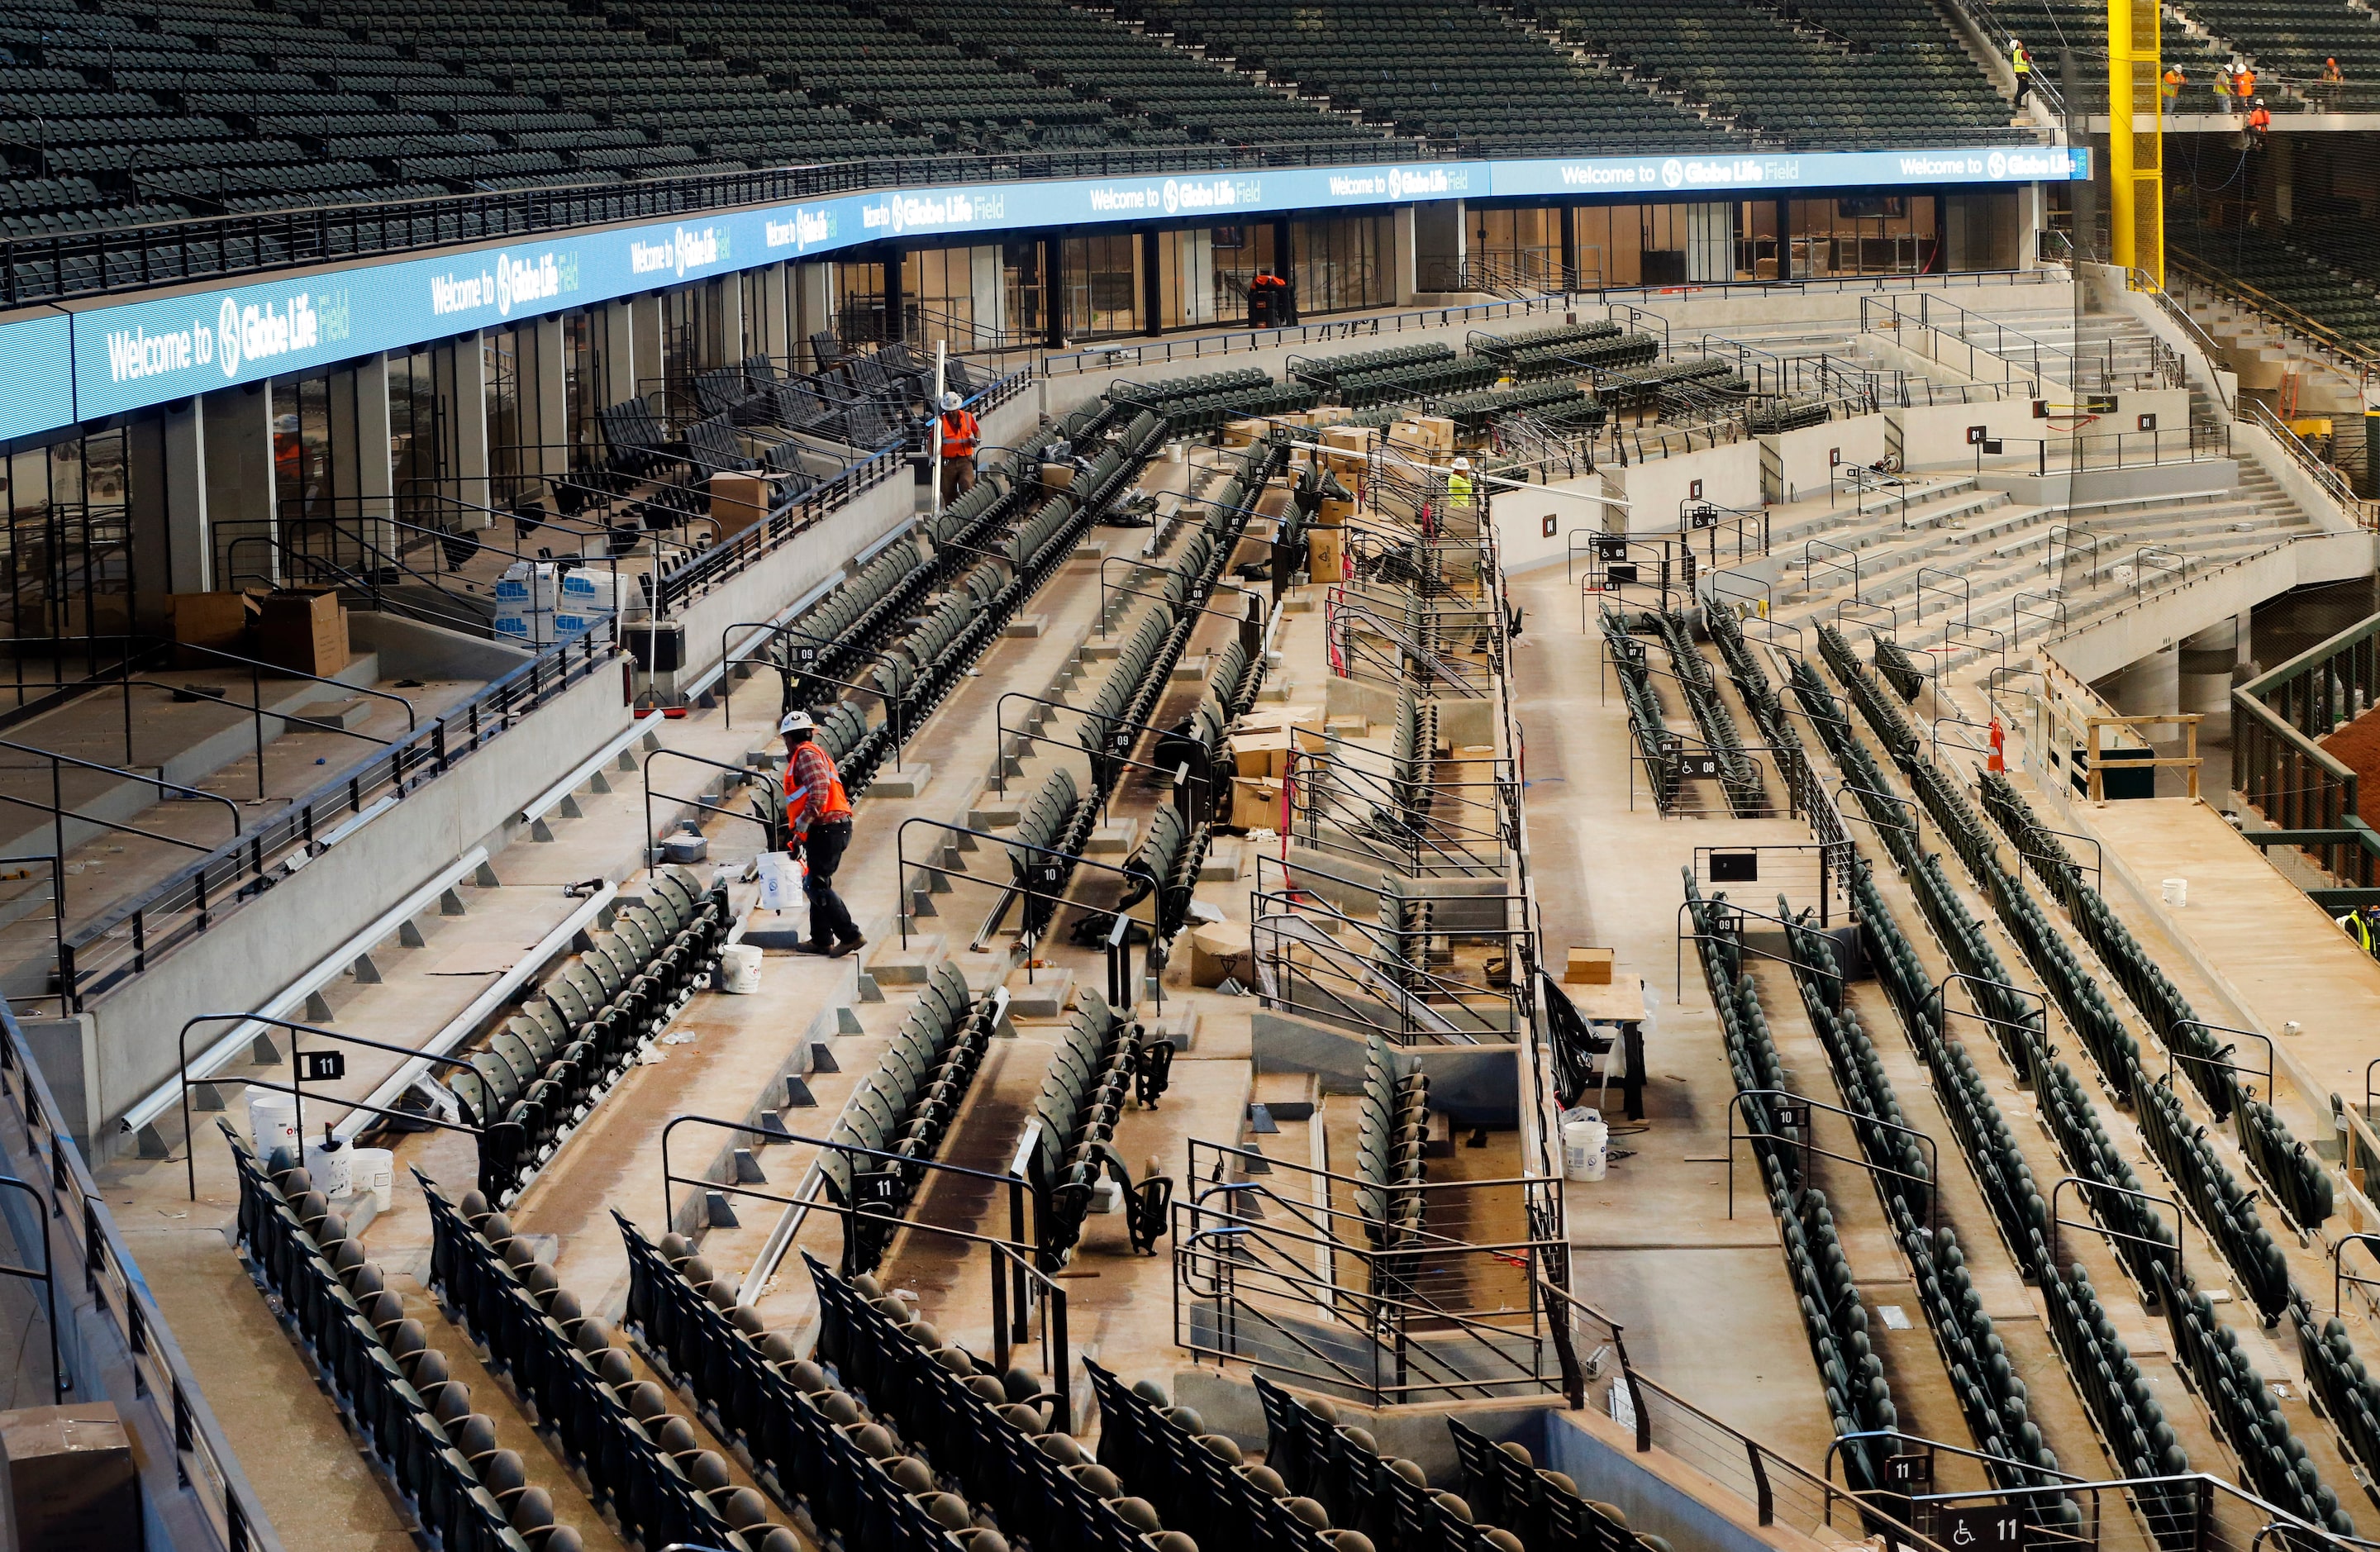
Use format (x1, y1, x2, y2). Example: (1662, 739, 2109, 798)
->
(1190, 925, 1255, 988)
(1307, 526, 1345, 583)
(255, 588, 347, 678)
(1565, 947, 1616, 986)
(710, 471, 773, 537)
(1316, 493, 1355, 526)
(1, 1403, 141, 1552)
(1222, 419, 1268, 448)
(1039, 461, 1078, 491)
(1229, 730, 1295, 779)
(169, 592, 252, 662)
(1416, 415, 1456, 451)
(1230, 775, 1285, 830)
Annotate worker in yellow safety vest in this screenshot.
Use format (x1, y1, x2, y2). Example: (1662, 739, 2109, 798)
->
(2338, 904, 2380, 956)
(1447, 456, 1475, 506)
(2011, 39, 2033, 109)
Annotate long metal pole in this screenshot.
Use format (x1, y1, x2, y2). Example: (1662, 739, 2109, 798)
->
(930, 340, 948, 533)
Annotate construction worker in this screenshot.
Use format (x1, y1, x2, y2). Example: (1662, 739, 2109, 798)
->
(1249, 268, 1285, 327)
(2010, 37, 2033, 109)
(781, 710, 865, 958)
(2162, 64, 2184, 106)
(1446, 456, 1475, 507)
(2248, 97, 2272, 139)
(2323, 57, 2345, 109)
(2338, 903, 2380, 957)
(935, 390, 979, 505)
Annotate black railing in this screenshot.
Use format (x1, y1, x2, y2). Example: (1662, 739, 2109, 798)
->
(59, 626, 618, 1007)
(0, 1005, 278, 1550)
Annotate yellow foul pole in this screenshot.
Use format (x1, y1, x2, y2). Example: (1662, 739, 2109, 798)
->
(2106, 0, 2163, 287)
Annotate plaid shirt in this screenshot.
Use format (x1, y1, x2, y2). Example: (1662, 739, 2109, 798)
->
(786, 740, 850, 840)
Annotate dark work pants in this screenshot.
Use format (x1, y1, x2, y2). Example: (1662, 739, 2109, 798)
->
(802, 819, 861, 945)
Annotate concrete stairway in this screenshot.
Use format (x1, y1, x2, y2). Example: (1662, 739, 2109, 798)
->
(1761, 459, 2321, 669)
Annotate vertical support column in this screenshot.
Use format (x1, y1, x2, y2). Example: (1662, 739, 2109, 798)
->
(2271, 133, 2294, 224)
(1045, 238, 1066, 349)
(1140, 230, 1164, 337)
(445, 330, 492, 528)
(347, 353, 395, 557)
(794, 260, 833, 368)
(532, 312, 569, 485)
(1411, 199, 1464, 293)
(759, 263, 793, 360)
(713, 275, 746, 366)
(972, 245, 1005, 347)
(1392, 205, 1419, 305)
(125, 402, 202, 626)
(1272, 217, 1294, 321)
(2106, 0, 2162, 285)
(1559, 204, 1579, 291)
(883, 249, 906, 343)
(1773, 197, 1792, 281)
(2017, 182, 2048, 269)
(630, 293, 664, 402)
(202, 382, 274, 588)
(602, 298, 638, 411)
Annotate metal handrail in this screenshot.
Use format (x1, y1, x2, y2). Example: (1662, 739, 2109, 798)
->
(0, 1004, 281, 1551)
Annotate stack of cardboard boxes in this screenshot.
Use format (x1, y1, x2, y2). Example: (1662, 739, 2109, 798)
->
(169, 587, 350, 676)
(1226, 702, 1326, 831)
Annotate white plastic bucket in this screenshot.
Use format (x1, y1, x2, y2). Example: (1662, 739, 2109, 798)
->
(2162, 878, 2188, 908)
(348, 1147, 395, 1212)
(247, 1093, 298, 1160)
(719, 942, 764, 994)
(1562, 1113, 1609, 1182)
(304, 1134, 353, 1197)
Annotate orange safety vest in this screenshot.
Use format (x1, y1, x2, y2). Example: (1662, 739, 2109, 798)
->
(2249, 105, 2271, 130)
(2238, 69, 2256, 96)
(939, 407, 979, 460)
(783, 743, 852, 830)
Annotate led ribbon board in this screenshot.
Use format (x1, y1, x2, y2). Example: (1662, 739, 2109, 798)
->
(0, 143, 2087, 440)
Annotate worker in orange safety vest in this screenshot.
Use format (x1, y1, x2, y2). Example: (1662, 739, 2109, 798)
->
(781, 709, 864, 957)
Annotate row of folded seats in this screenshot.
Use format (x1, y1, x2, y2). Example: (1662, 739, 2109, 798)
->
(1868, 635, 1926, 702)
(1257, 1373, 1659, 1552)
(1897, 716, 2309, 1332)
(1978, 770, 2335, 1234)
(1360, 688, 1440, 841)
(1356, 1035, 1429, 1248)
(1111, 802, 1212, 945)
(2159, 1267, 2359, 1531)
(1648, 609, 1763, 816)
(446, 864, 727, 1207)
(1685, 879, 1895, 1495)
(421, 1181, 796, 1552)
(1781, 911, 2078, 1517)
(2295, 1297, 2380, 1496)
(1026, 986, 1172, 1264)
(1810, 648, 2372, 1518)
(221, 1127, 585, 1552)
(1108, 370, 1321, 435)
(820, 964, 1007, 1273)
(2040, 1264, 2202, 1546)
(1599, 612, 1677, 809)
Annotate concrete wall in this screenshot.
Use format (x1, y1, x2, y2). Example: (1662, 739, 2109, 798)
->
(1889, 386, 2192, 471)
(2049, 530, 2377, 683)
(350, 610, 533, 681)
(1763, 414, 1887, 504)
(82, 659, 631, 1150)
(1164, 1373, 1827, 1552)
(1606, 440, 1762, 537)
(1251, 1007, 1520, 1126)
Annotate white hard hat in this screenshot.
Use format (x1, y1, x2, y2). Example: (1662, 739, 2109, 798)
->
(1451, 457, 1471, 471)
(779, 710, 814, 736)
(941, 391, 964, 412)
